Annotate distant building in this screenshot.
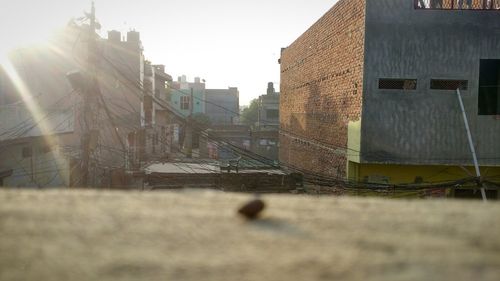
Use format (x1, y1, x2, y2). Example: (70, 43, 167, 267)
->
(250, 129, 279, 162)
(169, 76, 206, 117)
(279, 0, 500, 186)
(246, 82, 280, 161)
(0, 104, 74, 187)
(199, 125, 251, 160)
(205, 87, 239, 125)
(0, 24, 174, 187)
(168, 76, 240, 125)
(257, 82, 279, 129)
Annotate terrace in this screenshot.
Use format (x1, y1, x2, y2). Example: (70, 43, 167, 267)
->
(415, 0, 500, 9)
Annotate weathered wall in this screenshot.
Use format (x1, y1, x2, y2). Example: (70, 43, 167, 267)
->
(361, 0, 500, 166)
(0, 136, 72, 188)
(258, 93, 280, 128)
(279, 0, 366, 177)
(205, 88, 239, 125)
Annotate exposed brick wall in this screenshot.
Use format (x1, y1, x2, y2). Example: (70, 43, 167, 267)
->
(279, 0, 366, 178)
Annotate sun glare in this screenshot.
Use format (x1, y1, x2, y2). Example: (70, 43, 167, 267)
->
(0, 41, 67, 169)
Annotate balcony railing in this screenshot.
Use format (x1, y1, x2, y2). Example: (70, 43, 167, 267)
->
(415, 0, 500, 9)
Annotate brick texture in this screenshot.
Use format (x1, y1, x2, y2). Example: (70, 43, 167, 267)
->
(279, 0, 366, 178)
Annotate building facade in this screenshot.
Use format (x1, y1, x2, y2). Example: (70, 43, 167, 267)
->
(205, 87, 239, 125)
(0, 105, 75, 187)
(169, 76, 206, 117)
(0, 24, 174, 187)
(280, 0, 500, 184)
(257, 82, 280, 129)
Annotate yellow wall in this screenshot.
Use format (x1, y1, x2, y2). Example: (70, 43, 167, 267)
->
(348, 162, 500, 185)
(347, 120, 361, 165)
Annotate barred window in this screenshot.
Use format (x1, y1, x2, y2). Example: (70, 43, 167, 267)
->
(430, 79, 468, 90)
(180, 96, 190, 110)
(379, 79, 417, 90)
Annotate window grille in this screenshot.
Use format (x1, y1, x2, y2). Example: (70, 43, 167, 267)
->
(415, 0, 500, 10)
(379, 79, 417, 90)
(430, 79, 468, 90)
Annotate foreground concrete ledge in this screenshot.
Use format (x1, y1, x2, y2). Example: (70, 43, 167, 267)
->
(0, 189, 499, 281)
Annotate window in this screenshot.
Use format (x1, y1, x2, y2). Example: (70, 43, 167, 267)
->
(266, 109, 279, 119)
(378, 79, 417, 90)
(22, 147, 32, 158)
(430, 79, 468, 90)
(180, 96, 190, 110)
(144, 95, 153, 125)
(478, 59, 500, 115)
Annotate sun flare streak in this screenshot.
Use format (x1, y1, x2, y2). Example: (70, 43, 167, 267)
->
(1, 56, 68, 185)
(1, 58, 49, 134)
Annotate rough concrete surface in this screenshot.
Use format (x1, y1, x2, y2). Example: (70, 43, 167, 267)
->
(0, 189, 499, 281)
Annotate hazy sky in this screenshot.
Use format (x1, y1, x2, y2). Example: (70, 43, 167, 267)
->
(0, 0, 338, 105)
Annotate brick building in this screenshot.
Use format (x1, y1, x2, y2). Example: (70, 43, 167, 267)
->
(280, 0, 500, 185)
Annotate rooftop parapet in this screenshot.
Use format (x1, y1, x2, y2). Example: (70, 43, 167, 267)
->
(414, 0, 500, 10)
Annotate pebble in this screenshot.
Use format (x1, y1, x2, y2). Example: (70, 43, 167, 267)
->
(238, 199, 265, 219)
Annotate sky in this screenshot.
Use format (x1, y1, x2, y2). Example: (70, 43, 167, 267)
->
(0, 0, 338, 105)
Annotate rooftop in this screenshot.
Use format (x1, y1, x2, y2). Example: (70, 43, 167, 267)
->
(1, 189, 499, 281)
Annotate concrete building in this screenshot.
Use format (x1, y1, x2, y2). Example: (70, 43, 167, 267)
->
(0, 104, 75, 187)
(257, 82, 280, 129)
(250, 82, 280, 161)
(250, 130, 279, 162)
(205, 87, 239, 125)
(168, 76, 239, 125)
(0, 24, 174, 187)
(279, 0, 500, 185)
(199, 125, 252, 160)
(169, 76, 206, 117)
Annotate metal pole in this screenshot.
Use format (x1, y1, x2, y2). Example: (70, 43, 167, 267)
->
(81, 1, 100, 187)
(456, 89, 487, 201)
(184, 88, 193, 158)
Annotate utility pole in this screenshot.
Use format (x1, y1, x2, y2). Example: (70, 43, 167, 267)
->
(81, 1, 99, 187)
(184, 88, 193, 158)
(456, 89, 487, 202)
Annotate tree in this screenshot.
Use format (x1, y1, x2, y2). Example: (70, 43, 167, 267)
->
(241, 98, 258, 127)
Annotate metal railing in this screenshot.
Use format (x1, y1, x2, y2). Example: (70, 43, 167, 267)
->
(415, 0, 500, 9)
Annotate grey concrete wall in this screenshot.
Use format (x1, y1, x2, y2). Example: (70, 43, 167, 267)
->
(205, 88, 239, 125)
(361, 0, 500, 166)
(258, 93, 280, 128)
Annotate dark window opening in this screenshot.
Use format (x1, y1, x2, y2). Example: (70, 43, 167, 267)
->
(266, 109, 279, 119)
(478, 59, 500, 115)
(430, 79, 468, 90)
(378, 79, 417, 90)
(22, 147, 32, 158)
